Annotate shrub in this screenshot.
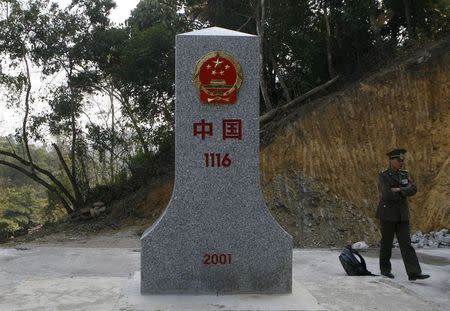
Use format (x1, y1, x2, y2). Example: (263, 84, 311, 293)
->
(0, 219, 20, 240)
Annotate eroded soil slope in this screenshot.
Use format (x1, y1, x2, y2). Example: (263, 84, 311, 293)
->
(261, 38, 450, 235)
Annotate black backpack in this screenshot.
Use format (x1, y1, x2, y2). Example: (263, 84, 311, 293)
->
(339, 245, 376, 276)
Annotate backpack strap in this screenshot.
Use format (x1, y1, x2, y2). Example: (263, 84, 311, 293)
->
(347, 246, 378, 276)
(349, 248, 367, 268)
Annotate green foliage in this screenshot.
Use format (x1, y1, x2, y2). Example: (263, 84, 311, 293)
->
(182, 0, 255, 30)
(0, 185, 46, 237)
(127, 0, 188, 32)
(179, 0, 449, 101)
(129, 150, 172, 185)
(70, 0, 116, 27)
(0, 219, 20, 239)
(42, 191, 67, 223)
(0, 138, 66, 236)
(85, 133, 174, 205)
(383, 0, 449, 42)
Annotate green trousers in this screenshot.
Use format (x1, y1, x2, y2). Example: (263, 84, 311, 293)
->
(379, 221, 421, 276)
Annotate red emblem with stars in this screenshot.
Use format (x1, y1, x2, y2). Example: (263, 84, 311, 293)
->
(194, 51, 243, 104)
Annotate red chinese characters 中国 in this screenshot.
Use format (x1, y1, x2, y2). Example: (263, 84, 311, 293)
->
(193, 119, 243, 141)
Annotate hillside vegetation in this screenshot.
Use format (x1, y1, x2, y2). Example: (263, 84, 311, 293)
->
(1, 1, 448, 246)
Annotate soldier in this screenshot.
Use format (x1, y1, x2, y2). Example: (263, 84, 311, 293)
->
(376, 148, 430, 281)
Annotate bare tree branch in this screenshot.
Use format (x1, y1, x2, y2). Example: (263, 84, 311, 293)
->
(90, 84, 149, 154)
(260, 75, 340, 124)
(237, 15, 253, 31)
(0, 149, 77, 207)
(0, 159, 74, 214)
(5, 137, 17, 155)
(52, 143, 83, 208)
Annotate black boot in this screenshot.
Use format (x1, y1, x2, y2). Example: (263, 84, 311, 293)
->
(408, 273, 430, 281)
(381, 271, 395, 279)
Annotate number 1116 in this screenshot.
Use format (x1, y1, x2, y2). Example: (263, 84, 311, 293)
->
(203, 153, 231, 168)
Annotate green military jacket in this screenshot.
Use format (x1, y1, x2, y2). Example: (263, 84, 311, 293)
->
(376, 168, 417, 221)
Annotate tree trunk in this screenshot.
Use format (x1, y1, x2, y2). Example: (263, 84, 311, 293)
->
(109, 84, 115, 184)
(121, 95, 149, 154)
(100, 149, 107, 183)
(91, 152, 101, 186)
(402, 0, 416, 40)
(369, 0, 382, 44)
(52, 143, 83, 209)
(22, 55, 34, 173)
(77, 152, 90, 195)
(255, 0, 272, 111)
(322, 1, 335, 79)
(268, 47, 291, 102)
(94, 86, 149, 155)
(71, 113, 76, 178)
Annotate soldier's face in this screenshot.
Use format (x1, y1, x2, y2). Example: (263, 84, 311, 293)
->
(390, 158, 404, 170)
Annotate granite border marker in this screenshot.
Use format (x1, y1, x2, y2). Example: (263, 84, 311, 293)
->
(141, 26, 292, 294)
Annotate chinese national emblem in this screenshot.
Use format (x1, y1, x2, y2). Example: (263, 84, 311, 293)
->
(194, 51, 243, 104)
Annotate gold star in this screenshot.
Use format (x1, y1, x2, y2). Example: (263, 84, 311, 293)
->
(213, 58, 223, 68)
(220, 71, 225, 75)
(225, 64, 230, 70)
(206, 64, 211, 69)
(212, 70, 217, 75)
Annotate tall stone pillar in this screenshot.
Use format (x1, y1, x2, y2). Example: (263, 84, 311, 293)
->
(141, 26, 292, 294)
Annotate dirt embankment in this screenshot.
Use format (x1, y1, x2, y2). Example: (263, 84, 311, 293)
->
(261, 38, 450, 234)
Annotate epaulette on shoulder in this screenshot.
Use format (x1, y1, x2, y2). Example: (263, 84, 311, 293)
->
(380, 168, 388, 175)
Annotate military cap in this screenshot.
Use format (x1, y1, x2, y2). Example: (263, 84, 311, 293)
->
(386, 148, 407, 159)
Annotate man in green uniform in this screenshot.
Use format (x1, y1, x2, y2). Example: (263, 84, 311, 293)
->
(377, 148, 430, 281)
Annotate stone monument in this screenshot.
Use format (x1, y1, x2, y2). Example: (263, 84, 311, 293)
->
(141, 26, 292, 294)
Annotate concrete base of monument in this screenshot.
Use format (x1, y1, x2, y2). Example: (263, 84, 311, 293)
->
(115, 272, 325, 311)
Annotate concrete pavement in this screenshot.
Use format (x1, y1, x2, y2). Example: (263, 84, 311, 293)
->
(0, 233, 448, 311)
